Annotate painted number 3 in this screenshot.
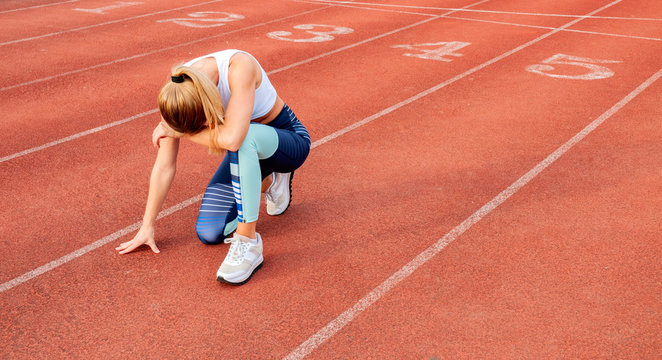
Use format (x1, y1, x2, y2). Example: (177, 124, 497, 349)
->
(526, 53, 621, 80)
(267, 24, 354, 42)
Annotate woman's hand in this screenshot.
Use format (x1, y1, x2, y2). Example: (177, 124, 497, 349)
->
(152, 120, 183, 149)
(116, 225, 160, 254)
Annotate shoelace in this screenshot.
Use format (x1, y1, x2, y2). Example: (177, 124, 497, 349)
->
(224, 236, 251, 265)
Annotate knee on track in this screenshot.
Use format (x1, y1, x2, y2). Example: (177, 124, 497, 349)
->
(196, 226, 224, 245)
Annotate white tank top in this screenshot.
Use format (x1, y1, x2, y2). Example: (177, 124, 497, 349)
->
(184, 49, 278, 120)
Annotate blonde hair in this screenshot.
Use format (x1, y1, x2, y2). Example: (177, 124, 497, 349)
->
(157, 65, 225, 154)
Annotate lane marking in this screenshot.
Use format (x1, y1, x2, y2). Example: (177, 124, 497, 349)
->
(286, 66, 662, 360)
(295, 0, 435, 17)
(156, 10, 244, 28)
(1, 6, 328, 92)
(445, 15, 662, 42)
(0, 0, 486, 161)
(73, 1, 143, 15)
(267, 24, 355, 43)
(526, 53, 621, 80)
(0, 195, 203, 294)
(308, 0, 662, 21)
(0, 0, 224, 46)
(300, 0, 662, 42)
(285, 1, 662, 358)
(0, 109, 159, 163)
(392, 41, 472, 62)
(0, 0, 80, 15)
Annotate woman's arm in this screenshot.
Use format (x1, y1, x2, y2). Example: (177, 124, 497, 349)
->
(142, 136, 180, 227)
(189, 53, 258, 152)
(116, 134, 180, 254)
(182, 129, 226, 159)
(220, 53, 257, 151)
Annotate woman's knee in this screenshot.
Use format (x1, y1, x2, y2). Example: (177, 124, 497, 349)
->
(195, 216, 238, 244)
(196, 225, 223, 245)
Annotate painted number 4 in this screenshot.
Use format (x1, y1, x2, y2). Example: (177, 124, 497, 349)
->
(392, 41, 471, 62)
(526, 53, 621, 80)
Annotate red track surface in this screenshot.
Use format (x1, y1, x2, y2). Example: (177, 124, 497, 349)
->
(1, 0, 660, 358)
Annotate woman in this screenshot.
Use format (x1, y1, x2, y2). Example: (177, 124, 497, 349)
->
(115, 49, 311, 285)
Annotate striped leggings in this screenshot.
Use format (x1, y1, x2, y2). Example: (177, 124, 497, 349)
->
(195, 104, 311, 244)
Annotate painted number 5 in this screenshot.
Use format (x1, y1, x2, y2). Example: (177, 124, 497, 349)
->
(526, 53, 621, 80)
(267, 24, 353, 42)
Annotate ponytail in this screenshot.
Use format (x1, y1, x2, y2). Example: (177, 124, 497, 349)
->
(158, 65, 225, 154)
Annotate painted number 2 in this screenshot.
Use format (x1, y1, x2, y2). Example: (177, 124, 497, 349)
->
(526, 54, 621, 80)
(157, 12, 244, 28)
(392, 41, 471, 62)
(267, 24, 354, 42)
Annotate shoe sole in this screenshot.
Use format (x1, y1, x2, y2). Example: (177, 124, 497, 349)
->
(269, 172, 293, 216)
(216, 260, 263, 285)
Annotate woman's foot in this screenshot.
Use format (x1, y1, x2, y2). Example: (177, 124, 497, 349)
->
(265, 172, 293, 215)
(217, 233, 263, 285)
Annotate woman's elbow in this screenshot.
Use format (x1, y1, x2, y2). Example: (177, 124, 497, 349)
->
(224, 142, 241, 152)
(218, 135, 243, 152)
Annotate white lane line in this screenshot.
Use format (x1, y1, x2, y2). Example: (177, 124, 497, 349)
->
(286, 67, 662, 360)
(0, 109, 158, 163)
(446, 15, 662, 42)
(0, 0, 485, 162)
(308, 0, 662, 21)
(0, 0, 79, 15)
(0, 0, 489, 292)
(294, 0, 436, 17)
(0, 195, 204, 294)
(0, 0, 223, 46)
(1, 6, 328, 92)
(303, 0, 662, 42)
(285, 1, 658, 358)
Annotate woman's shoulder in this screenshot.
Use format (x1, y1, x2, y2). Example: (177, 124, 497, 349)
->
(228, 51, 256, 66)
(185, 49, 254, 86)
(184, 49, 235, 66)
(227, 52, 261, 83)
(188, 57, 220, 86)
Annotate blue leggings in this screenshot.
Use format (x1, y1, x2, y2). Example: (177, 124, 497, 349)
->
(196, 104, 310, 244)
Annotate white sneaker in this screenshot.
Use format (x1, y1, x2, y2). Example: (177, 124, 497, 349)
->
(216, 233, 263, 285)
(265, 172, 293, 216)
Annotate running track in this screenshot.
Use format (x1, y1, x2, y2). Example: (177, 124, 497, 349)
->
(1, 0, 660, 358)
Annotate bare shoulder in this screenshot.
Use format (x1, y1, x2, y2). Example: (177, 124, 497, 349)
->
(228, 52, 260, 88)
(229, 52, 257, 68)
(188, 57, 219, 85)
